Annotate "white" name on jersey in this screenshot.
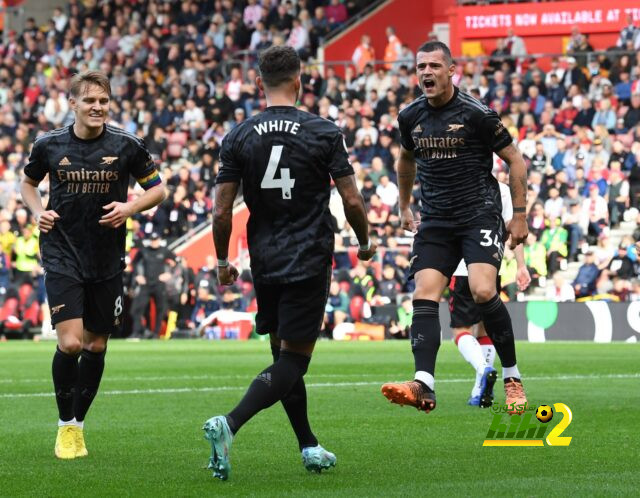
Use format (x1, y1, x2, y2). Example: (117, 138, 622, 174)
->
(253, 120, 300, 136)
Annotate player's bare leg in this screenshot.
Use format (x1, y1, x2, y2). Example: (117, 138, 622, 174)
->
(468, 263, 526, 414)
(381, 269, 447, 413)
(52, 319, 83, 459)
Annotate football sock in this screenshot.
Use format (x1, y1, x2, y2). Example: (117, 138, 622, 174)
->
(410, 300, 440, 387)
(270, 344, 318, 450)
(414, 371, 435, 391)
(455, 331, 486, 375)
(226, 350, 311, 435)
(74, 348, 106, 422)
(52, 346, 79, 422)
(477, 295, 517, 369)
(502, 365, 521, 380)
(477, 335, 496, 368)
(58, 418, 77, 427)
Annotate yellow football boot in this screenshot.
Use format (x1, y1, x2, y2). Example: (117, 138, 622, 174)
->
(54, 426, 77, 459)
(74, 427, 88, 457)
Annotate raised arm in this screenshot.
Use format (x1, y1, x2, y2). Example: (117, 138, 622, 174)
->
(496, 143, 528, 248)
(334, 174, 376, 261)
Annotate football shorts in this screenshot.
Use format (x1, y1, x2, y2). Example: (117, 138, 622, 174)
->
(254, 266, 331, 343)
(45, 271, 124, 335)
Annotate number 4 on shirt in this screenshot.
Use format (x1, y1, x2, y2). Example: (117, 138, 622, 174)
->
(261, 145, 295, 199)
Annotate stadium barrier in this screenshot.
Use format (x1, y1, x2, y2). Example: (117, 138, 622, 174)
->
(438, 302, 640, 342)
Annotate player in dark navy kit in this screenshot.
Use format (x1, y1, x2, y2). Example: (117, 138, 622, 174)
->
(21, 71, 166, 459)
(380, 41, 529, 415)
(202, 46, 375, 481)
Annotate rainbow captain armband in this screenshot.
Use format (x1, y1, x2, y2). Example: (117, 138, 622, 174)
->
(136, 170, 162, 190)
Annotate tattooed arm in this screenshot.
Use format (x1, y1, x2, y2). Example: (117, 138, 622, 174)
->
(396, 146, 417, 233)
(212, 181, 239, 284)
(496, 143, 528, 248)
(334, 174, 376, 261)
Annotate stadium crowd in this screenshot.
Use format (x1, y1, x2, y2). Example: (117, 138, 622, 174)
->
(1, 0, 640, 339)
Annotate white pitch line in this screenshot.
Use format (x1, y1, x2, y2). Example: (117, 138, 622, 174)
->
(0, 373, 638, 399)
(0, 373, 391, 384)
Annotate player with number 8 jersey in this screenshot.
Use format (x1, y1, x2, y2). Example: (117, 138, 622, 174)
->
(21, 71, 166, 460)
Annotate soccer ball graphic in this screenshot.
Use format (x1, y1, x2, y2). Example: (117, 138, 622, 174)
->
(536, 405, 553, 423)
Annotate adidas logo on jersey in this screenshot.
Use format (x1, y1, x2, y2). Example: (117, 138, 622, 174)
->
(446, 123, 464, 132)
(412, 124, 422, 134)
(58, 157, 71, 166)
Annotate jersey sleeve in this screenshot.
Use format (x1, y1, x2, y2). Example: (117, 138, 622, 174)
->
(326, 131, 355, 180)
(216, 134, 242, 184)
(478, 109, 513, 153)
(23, 139, 48, 182)
(397, 111, 415, 151)
(130, 140, 162, 190)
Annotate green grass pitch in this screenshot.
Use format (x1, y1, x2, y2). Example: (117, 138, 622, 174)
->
(1, 340, 638, 496)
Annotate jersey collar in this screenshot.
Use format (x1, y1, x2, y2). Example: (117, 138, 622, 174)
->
(69, 123, 107, 143)
(424, 86, 459, 111)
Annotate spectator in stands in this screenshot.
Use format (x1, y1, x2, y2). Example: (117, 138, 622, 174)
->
(541, 217, 568, 276)
(581, 184, 609, 240)
(624, 94, 640, 130)
(525, 233, 548, 287)
(592, 98, 616, 132)
(608, 243, 637, 280)
(367, 194, 390, 233)
(617, 13, 639, 49)
(505, 27, 526, 59)
(562, 57, 587, 92)
(388, 295, 411, 339)
(191, 280, 219, 331)
(352, 34, 375, 76)
(573, 251, 600, 298)
(324, 280, 349, 336)
(608, 164, 629, 227)
(376, 174, 398, 209)
(383, 26, 402, 70)
(12, 224, 39, 287)
(325, 0, 348, 30)
(628, 154, 640, 208)
(546, 274, 576, 302)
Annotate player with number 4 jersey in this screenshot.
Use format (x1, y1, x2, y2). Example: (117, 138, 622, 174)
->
(21, 71, 166, 459)
(204, 46, 375, 481)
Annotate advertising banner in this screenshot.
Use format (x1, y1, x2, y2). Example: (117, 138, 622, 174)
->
(458, 0, 640, 38)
